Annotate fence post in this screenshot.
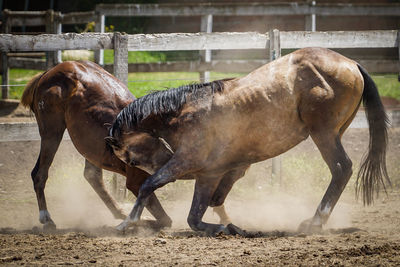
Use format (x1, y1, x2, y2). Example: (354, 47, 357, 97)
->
(94, 12, 105, 66)
(112, 32, 128, 201)
(45, 9, 62, 68)
(199, 14, 213, 82)
(54, 11, 62, 64)
(305, 0, 316, 31)
(269, 29, 282, 186)
(1, 9, 11, 99)
(398, 30, 400, 82)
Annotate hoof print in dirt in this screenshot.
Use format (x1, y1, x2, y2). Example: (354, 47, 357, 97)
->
(116, 219, 165, 235)
(43, 222, 57, 233)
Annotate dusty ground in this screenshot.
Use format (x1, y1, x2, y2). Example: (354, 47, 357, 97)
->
(0, 104, 399, 265)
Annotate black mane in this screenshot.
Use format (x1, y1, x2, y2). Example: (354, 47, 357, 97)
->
(111, 80, 226, 137)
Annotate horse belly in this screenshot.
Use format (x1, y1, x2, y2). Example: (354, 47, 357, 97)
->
(244, 110, 309, 161)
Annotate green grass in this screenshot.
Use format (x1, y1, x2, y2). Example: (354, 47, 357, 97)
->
(371, 74, 400, 100)
(105, 50, 167, 64)
(1, 52, 399, 101)
(1, 69, 41, 99)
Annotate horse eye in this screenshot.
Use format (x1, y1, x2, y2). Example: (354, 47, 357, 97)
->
(126, 152, 139, 166)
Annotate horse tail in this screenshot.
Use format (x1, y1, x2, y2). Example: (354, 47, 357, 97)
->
(21, 72, 43, 112)
(356, 64, 391, 205)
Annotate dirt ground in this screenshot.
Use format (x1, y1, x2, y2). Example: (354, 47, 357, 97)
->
(0, 106, 400, 265)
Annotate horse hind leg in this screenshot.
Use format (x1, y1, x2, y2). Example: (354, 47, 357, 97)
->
(83, 159, 126, 220)
(32, 126, 65, 231)
(298, 131, 352, 233)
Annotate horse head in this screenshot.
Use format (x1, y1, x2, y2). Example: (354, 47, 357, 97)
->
(105, 127, 173, 175)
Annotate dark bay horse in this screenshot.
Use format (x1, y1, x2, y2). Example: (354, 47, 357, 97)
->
(20, 61, 175, 230)
(106, 47, 390, 235)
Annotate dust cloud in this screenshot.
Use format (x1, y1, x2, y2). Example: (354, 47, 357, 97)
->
(1, 139, 353, 233)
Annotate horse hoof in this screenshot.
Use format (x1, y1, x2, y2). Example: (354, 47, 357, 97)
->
(43, 221, 57, 232)
(297, 219, 322, 234)
(116, 217, 137, 232)
(226, 223, 245, 236)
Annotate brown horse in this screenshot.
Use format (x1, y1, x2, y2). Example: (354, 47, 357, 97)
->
(106, 47, 390, 235)
(20, 61, 176, 230)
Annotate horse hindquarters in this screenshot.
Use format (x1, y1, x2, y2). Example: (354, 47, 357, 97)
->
(296, 60, 363, 232)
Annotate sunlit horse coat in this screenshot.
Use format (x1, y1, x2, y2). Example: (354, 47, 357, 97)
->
(107, 47, 390, 235)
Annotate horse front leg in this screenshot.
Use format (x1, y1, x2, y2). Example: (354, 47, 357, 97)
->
(125, 167, 172, 228)
(188, 177, 245, 236)
(210, 166, 249, 225)
(298, 133, 353, 233)
(116, 158, 185, 232)
(83, 159, 126, 220)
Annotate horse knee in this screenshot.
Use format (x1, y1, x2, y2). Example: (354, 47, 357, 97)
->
(332, 159, 353, 192)
(335, 159, 352, 179)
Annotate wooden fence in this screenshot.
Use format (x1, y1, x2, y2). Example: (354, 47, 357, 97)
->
(1, 30, 397, 85)
(1, 2, 400, 99)
(0, 29, 399, 189)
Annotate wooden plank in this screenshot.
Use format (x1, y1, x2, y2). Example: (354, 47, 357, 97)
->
(199, 14, 213, 82)
(280, 30, 398, 49)
(0, 33, 114, 52)
(9, 17, 46, 27)
(8, 57, 46, 70)
(1, 53, 8, 99)
(128, 32, 268, 51)
(95, 3, 400, 17)
(269, 29, 281, 61)
(4, 10, 47, 27)
(357, 59, 399, 74)
(94, 14, 105, 65)
(0, 122, 70, 142)
(315, 3, 400, 16)
(1, 111, 398, 142)
(7, 52, 45, 58)
(0, 31, 396, 53)
(102, 59, 397, 74)
(62, 11, 97, 24)
(269, 29, 282, 183)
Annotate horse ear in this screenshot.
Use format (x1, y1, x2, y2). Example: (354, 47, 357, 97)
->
(104, 136, 119, 148)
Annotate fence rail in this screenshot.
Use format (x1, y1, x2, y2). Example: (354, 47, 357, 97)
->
(0, 29, 398, 97)
(1, 30, 397, 52)
(2, 3, 399, 99)
(95, 3, 400, 17)
(1, 109, 399, 143)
